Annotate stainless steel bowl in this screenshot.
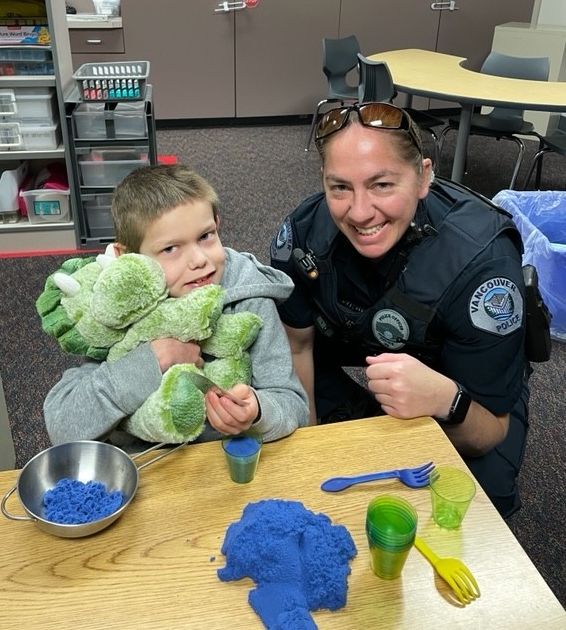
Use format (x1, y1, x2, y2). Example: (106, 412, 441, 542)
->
(1, 440, 187, 538)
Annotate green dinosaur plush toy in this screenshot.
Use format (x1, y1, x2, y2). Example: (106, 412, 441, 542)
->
(36, 250, 262, 444)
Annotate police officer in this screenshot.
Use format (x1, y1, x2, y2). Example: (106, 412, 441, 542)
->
(270, 102, 531, 518)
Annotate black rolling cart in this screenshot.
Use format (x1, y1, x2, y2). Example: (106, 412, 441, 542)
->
(65, 61, 157, 249)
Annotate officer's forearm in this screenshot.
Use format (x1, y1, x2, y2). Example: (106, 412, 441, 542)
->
(441, 404, 510, 457)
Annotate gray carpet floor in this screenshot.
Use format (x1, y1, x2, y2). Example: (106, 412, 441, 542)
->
(0, 120, 564, 607)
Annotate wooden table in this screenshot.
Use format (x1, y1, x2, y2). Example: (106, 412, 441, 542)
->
(0, 417, 564, 629)
(368, 48, 566, 183)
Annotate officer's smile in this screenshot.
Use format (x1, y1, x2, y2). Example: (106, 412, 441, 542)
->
(352, 221, 388, 236)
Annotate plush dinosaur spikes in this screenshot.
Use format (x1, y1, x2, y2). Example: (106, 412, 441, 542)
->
(37, 251, 263, 443)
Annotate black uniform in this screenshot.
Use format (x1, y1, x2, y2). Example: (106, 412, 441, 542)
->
(271, 178, 529, 517)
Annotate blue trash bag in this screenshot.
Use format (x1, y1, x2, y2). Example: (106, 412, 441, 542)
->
(493, 190, 566, 341)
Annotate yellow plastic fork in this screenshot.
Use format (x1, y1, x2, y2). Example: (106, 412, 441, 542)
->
(414, 536, 480, 605)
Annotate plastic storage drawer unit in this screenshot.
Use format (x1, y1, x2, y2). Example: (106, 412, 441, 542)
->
(82, 193, 114, 237)
(20, 188, 71, 224)
(77, 147, 149, 187)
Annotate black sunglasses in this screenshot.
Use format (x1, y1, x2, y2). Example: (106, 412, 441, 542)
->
(315, 102, 422, 154)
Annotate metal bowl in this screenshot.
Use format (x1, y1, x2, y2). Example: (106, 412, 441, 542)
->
(1, 441, 139, 538)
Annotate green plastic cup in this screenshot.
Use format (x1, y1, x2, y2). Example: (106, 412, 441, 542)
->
(365, 495, 417, 579)
(430, 466, 476, 529)
(221, 433, 262, 484)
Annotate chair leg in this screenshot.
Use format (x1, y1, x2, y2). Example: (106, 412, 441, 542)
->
(506, 136, 526, 190)
(305, 99, 328, 152)
(523, 149, 548, 189)
(437, 126, 452, 168)
(424, 128, 440, 170)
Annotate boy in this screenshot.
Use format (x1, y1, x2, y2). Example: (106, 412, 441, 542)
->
(44, 165, 309, 448)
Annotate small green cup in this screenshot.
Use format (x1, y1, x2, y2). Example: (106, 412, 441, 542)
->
(430, 466, 476, 529)
(365, 495, 417, 579)
(221, 432, 262, 484)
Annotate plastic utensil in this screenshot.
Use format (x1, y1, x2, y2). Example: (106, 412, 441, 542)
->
(414, 536, 480, 605)
(186, 372, 247, 407)
(321, 461, 435, 492)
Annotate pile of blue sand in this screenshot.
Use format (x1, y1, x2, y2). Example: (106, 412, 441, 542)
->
(43, 478, 125, 524)
(218, 499, 357, 629)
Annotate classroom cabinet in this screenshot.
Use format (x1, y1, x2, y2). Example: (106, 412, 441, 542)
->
(116, 0, 341, 119)
(340, 0, 535, 73)
(70, 0, 536, 120)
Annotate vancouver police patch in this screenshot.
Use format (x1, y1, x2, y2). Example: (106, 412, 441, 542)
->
(468, 277, 523, 336)
(372, 309, 410, 350)
(270, 217, 293, 262)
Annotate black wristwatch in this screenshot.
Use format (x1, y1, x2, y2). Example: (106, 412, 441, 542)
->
(435, 382, 472, 425)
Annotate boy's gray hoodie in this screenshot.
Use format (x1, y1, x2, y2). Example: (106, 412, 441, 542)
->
(44, 248, 309, 448)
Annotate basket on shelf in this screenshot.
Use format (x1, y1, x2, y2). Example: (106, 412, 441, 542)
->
(73, 61, 150, 102)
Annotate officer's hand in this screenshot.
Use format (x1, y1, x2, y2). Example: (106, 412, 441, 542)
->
(150, 338, 204, 373)
(365, 353, 457, 419)
(205, 384, 259, 434)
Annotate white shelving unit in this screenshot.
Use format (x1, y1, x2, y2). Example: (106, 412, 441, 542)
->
(0, 1, 78, 252)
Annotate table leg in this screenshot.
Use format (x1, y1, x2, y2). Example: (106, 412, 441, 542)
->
(451, 103, 473, 183)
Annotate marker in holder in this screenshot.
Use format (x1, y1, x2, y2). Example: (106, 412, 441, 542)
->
(73, 61, 150, 102)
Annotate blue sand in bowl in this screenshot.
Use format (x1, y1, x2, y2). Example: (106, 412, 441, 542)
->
(224, 436, 260, 457)
(43, 478, 125, 524)
(218, 499, 357, 629)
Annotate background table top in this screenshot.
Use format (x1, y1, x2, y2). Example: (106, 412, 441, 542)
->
(369, 48, 566, 110)
(0, 416, 564, 629)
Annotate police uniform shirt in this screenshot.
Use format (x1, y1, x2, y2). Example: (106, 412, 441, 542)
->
(271, 185, 527, 419)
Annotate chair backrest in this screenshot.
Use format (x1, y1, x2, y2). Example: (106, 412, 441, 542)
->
(480, 51, 550, 127)
(322, 35, 361, 97)
(357, 54, 396, 103)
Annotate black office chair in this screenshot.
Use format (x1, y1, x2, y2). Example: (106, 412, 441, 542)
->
(304, 35, 360, 152)
(523, 115, 566, 190)
(438, 51, 550, 189)
(356, 54, 444, 167)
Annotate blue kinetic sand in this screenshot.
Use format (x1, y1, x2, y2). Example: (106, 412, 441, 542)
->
(43, 478, 125, 524)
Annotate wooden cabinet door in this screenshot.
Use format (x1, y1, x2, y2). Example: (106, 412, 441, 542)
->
(436, 0, 535, 71)
(120, 0, 235, 119)
(234, 0, 341, 117)
(339, 0, 440, 56)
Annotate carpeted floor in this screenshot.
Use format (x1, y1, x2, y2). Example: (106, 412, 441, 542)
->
(0, 120, 564, 606)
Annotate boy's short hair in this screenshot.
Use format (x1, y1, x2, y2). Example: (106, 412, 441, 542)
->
(111, 164, 219, 252)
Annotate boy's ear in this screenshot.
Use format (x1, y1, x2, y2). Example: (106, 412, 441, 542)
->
(215, 214, 221, 230)
(113, 242, 128, 257)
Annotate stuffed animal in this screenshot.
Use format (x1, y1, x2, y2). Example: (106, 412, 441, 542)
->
(36, 250, 263, 444)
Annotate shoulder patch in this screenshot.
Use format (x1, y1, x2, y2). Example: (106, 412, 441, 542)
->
(270, 217, 293, 262)
(468, 277, 523, 336)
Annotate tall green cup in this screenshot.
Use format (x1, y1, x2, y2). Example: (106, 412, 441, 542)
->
(365, 495, 417, 579)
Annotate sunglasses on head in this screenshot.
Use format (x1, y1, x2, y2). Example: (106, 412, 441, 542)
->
(315, 102, 422, 153)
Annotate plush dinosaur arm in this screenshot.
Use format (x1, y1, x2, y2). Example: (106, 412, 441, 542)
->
(107, 284, 225, 362)
(200, 312, 263, 359)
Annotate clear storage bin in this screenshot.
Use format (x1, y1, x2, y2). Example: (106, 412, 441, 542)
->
(77, 147, 149, 187)
(0, 161, 28, 212)
(0, 87, 56, 120)
(82, 193, 114, 237)
(20, 188, 71, 224)
(114, 101, 147, 138)
(73, 101, 147, 140)
(0, 46, 54, 76)
(0, 119, 59, 150)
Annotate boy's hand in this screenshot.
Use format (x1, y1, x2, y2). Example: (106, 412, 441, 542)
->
(205, 384, 259, 435)
(150, 338, 203, 373)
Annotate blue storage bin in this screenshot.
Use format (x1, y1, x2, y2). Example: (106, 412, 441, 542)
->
(493, 190, 566, 341)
